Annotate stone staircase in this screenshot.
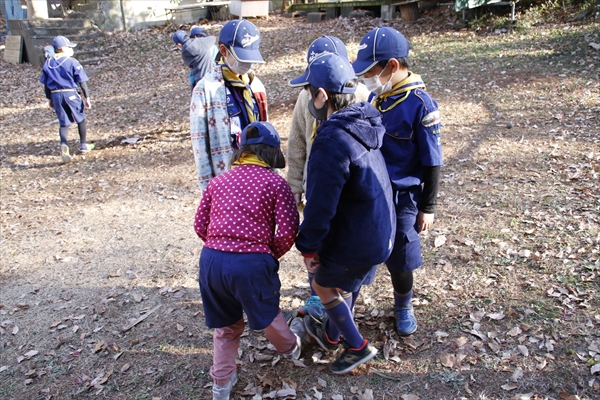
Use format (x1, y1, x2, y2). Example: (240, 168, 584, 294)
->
(7, 17, 114, 67)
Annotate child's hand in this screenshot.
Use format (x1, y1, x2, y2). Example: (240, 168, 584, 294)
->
(417, 211, 434, 233)
(48, 100, 53, 109)
(303, 255, 320, 273)
(84, 98, 92, 110)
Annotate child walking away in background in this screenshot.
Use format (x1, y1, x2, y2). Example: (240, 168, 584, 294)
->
(190, 19, 268, 191)
(40, 36, 94, 163)
(172, 28, 217, 93)
(194, 122, 305, 400)
(352, 27, 443, 337)
(293, 53, 396, 374)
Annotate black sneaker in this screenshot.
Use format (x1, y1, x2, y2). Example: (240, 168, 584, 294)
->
(303, 315, 340, 352)
(330, 340, 378, 375)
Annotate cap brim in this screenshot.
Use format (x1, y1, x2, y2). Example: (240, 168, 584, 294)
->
(352, 59, 377, 76)
(288, 68, 309, 87)
(230, 47, 264, 64)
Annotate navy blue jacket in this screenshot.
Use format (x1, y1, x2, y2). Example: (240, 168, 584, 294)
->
(295, 102, 396, 266)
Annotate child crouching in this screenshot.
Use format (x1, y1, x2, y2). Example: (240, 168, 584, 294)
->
(194, 122, 304, 400)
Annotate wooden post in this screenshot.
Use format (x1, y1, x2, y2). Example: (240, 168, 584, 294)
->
(398, 0, 419, 21)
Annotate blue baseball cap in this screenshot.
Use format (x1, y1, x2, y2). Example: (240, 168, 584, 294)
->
(352, 27, 410, 76)
(52, 36, 76, 50)
(219, 19, 264, 64)
(190, 26, 207, 38)
(239, 122, 281, 148)
(172, 30, 189, 45)
(303, 53, 357, 94)
(289, 35, 349, 87)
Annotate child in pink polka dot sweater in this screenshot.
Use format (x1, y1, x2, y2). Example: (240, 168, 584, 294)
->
(194, 121, 305, 400)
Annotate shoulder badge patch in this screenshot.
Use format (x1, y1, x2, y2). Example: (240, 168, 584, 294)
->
(422, 110, 441, 128)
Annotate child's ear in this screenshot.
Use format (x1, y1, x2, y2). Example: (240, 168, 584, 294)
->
(218, 44, 226, 57)
(389, 58, 401, 74)
(318, 88, 328, 102)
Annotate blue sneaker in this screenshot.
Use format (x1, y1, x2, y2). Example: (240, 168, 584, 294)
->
(395, 304, 417, 336)
(300, 295, 327, 322)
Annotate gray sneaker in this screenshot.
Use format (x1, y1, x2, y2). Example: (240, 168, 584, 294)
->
(80, 143, 95, 154)
(284, 317, 306, 360)
(330, 340, 378, 375)
(61, 144, 71, 163)
(303, 315, 340, 352)
(212, 371, 238, 400)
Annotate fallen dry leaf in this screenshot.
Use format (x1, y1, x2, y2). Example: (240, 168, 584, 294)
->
(357, 388, 374, 400)
(439, 352, 455, 368)
(502, 383, 518, 391)
(402, 395, 420, 400)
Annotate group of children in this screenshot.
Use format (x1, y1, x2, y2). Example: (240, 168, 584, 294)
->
(189, 20, 443, 400)
(39, 20, 443, 400)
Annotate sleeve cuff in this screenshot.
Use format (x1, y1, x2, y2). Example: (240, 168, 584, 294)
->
(302, 252, 317, 258)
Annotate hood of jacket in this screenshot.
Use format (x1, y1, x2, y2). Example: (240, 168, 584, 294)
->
(323, 102, 385, 150)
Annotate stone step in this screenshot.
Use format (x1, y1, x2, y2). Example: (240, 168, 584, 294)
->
(75, 46, 115, 60)
(31, 26, 99, 37)
(79, 56, 109, 66)
(18, 18, 92, 29)
(28, 33, 106, 48)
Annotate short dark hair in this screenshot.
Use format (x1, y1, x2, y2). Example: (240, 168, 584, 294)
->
(231, 126, 285, 169)
(325, 79, 358, 112)
(378, 56, 411, 70)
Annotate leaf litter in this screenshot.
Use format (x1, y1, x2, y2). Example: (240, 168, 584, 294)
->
(0, 6, 599, 400)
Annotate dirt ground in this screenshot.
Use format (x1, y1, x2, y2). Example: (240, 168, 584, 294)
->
(1, 7, 599, 400)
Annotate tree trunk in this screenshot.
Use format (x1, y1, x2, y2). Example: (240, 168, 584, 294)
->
(120, 0, 128, 31)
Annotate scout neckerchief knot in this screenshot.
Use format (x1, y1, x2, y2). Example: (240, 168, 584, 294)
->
(372, 72, 427, 113)
(231, 153, 271, 168)
(221, 65, 259, 123)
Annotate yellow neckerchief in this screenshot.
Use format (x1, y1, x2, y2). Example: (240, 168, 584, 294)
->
(231, 153, 271, 169)
(221, 64, 258, 123)
(310, 120, 323, 142)
(372, 72, 427, 113)
(49, 52, 71, 68)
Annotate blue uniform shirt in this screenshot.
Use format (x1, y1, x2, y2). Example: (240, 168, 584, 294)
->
(370, 73, 443, 192)
(40, 56, 88, 91)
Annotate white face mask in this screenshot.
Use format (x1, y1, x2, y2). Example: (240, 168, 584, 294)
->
(61, 47, 75, 58)
(226, 51, 253, 76)
(362, 64, 393, 96)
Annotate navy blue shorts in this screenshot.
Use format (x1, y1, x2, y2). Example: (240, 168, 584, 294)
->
(51, 91, 85, 127)
(199, 247, 281, 330)
(314, 258, 379, 293)
(385, 188, 423, 273)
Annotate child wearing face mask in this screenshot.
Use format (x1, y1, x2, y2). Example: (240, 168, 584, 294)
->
(189, 19, 268, 191)
(40, 36, 94, 163)
(353, 26, 443, 337)
(291, 53, 396, 375)
(285, 35, 372, 323)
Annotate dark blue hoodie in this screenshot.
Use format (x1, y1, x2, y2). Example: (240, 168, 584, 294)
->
(295, 102, 396, 266)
